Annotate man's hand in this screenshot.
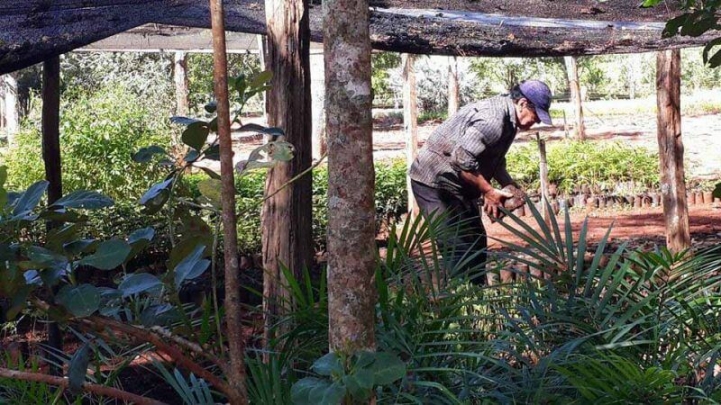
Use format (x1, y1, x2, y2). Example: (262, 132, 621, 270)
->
(483, 188, 514, 219)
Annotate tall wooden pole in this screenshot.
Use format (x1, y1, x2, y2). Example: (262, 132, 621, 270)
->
(447, 56, 460, 116)
(403, 53, 418, 216)
(42, 56, 63, 376)
(325, 0, 377, 354)
(209, 0, 247, 403)
(262, 0, 312, 349)
(564, 56, 585, 140)
(536, 132, 551, 226)
(656, 49, 690, 253)
(173, 52, 189, 117)
(3, 74, 18, 145)
(310, 51, 327, 160)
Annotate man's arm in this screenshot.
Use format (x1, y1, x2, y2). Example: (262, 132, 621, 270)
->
(492, 157, 515, 188)
(459, 170, 512, 219)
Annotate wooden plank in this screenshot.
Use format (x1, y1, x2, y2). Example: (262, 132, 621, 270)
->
(403, 53, 419, 216)
(0, 3, 169, 74)
(656, 49, 690, 253)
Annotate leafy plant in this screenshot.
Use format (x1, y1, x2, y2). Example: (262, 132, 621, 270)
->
(291, 351, 406, 405)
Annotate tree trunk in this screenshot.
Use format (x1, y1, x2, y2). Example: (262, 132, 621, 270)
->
(256, 34, 268, 123)
(564, 56, 585, 140)
(41, 56, 63, 376)
(325, 0, 377, 354)
(262, 0, 313, 346)
(310, 52, 327, 160)
(173, 52, 189, 117)
(656, 49, 690, 254)
(447, 56, 459, 116)
(402, 53, 419, 216)
(209, 0, 247, 403)
(3, 74, 18, 145)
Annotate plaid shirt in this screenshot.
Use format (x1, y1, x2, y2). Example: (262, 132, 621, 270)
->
(409, 95, 519, 198)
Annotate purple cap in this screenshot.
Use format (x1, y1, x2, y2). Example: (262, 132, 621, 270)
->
(519, 80, 553, 125)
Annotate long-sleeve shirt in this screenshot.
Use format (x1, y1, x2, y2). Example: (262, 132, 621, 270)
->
(409, 95, 519, 199)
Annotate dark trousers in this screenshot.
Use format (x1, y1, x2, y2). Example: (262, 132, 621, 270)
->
(411, 180, 487, 285)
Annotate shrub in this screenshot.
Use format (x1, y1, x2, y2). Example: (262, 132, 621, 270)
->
(2, 85, 173, 200)
(506, 140, 659, 194)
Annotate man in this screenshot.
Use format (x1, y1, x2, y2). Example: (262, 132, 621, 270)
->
(409, 80, 553, 284)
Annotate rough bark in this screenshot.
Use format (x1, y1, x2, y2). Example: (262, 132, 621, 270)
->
(3, 75, 18, 145)
(173, 52, 189, 117)
(564, 56, 585, 140)
(325, 0, 377, 353)
(447, 56, 459, 116)
(261, 0, 313, 347)
(656, 49, 690, 253)
(41, 56, 63, 376)
(209, 0, 247, 403)
(402, 53, 419, 216)
(536, 132, 551, 226)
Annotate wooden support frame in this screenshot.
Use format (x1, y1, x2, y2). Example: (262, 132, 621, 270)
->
(656, 49, 690, 253)
(403, 53, 419, 216)
(564, 56, 586, 140)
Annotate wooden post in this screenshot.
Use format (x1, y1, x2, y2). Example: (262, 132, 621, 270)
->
(41, 56, 63, 376)
(447, 56, 460, 116)
(262, 0, 313, 348)
(564, 56, 585, 140)
(310, 51, 327, 160)
(536, 132, 551, 226)
(3, 74, 18, 145)
(325, 0, 377, 354)
(403, 53, 419, 216)
(173, 52, 189, 117)
(209, 0, 247, 403)
(656, 49, 690, 253)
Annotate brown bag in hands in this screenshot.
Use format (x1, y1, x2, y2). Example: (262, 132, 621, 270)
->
(494, 184, 526, 221)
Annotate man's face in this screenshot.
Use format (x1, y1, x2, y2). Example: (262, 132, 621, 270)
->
(516, 98, 541, 131)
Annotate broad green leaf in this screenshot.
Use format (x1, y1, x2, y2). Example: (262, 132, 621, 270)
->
(47, 223, 81, 250)
(199, 166, 221, 180)
(248, 70, 273, 89)
(707, 47, 721, 68)
(128, 227, 155, 245)
(184, 149, 200, 163)
(63, 239, 98, 256)
(139, 178, 173, 206)
(203, 144, 220, 161)
(311, 352, 343, 377)
(170, 116, 204, 126)
(204, 101, 217, 114)
(27, 245, 67, 269)
(67, 343, 91, 393)
(238, 123, 285, 137)
(56, 284, 100, 318)
(131, 145, 167, 163)
(11, 181, 48, 217)
(168, 238, 208, 270)
(50, 190, 113, 210)
(291, 378, 332, 405)
(79, 239, 131, 270)
(679, 12, 716, 37)
(308, 381, 345, 405)
(118, 273, 162, 297)
(344, 370, 374, 400)
(702, 37, 721, 64)
(139, 304, 180, 327)
(662, 14, 688, 38)
(39, 208, 86, 223)
(182, 122, 210, 151)
(370, 353, 406, 385)
(197, 179, 222, 207)
(174, 244, 209, 288)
